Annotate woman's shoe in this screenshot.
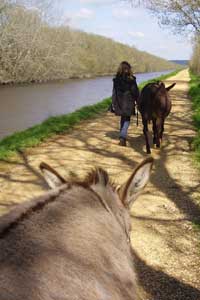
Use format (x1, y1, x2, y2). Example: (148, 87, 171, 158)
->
(119, 138, 126, 146)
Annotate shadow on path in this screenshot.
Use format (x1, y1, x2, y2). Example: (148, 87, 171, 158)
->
(132, 249, 200, 300)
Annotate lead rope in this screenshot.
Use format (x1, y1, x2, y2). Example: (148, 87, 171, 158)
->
(136, 105, 139, 127)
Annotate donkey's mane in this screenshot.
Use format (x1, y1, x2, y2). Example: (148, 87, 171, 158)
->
(61, 167, 116, 190)
(146, 81, 165, 89)
(0, 167, 116, 239)
(85, 168, 111, 186)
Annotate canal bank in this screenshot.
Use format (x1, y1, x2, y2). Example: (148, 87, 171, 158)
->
(0, 70, 177, 140)
(0, 70, 180, 160)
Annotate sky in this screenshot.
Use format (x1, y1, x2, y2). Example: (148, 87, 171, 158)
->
(53, 0, 192, 60)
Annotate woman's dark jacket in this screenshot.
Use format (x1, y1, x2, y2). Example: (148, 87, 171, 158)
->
(112, 75, 139, 117)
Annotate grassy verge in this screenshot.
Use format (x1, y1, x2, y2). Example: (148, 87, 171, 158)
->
(189, 72, 200, 161)
(189, 71, 200, 230)
(0, 69, 182, 160)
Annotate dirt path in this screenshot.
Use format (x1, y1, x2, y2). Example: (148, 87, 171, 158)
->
(0, 69, 200, 299)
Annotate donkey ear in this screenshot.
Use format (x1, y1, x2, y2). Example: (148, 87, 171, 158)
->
(40, 162, 66, 189)
(119, 158, 153, 208)
(166, 83, 176, 91)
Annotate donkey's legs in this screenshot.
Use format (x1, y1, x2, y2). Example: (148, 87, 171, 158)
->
(155, 118, 162, 148)
(143, 118, 151, 154)
(152, 118, 157, 145)
(160, 118, 165, 140)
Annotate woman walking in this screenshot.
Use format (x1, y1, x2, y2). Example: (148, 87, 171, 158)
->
(112, 61, 139, 146)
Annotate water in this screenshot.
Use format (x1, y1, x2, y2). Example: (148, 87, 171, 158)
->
(0, 70, 172, 140)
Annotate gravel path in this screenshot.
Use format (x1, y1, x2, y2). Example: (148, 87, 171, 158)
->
(0, 69, 199, 299)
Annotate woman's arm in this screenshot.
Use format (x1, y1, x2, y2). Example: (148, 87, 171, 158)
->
(131, 77, 139, 102)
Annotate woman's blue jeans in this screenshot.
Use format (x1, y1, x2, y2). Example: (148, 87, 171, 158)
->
(120, 116, 131, 139)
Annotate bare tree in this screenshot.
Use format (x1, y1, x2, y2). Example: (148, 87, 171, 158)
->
(0, 1, 178, 83)
(190, 36, 200, 74)
(129, 0, 200, 35)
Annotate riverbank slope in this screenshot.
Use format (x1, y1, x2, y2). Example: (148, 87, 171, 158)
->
(0, 4, 178, 85)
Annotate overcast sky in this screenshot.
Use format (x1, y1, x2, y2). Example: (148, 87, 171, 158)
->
(56, 0, 192, 60)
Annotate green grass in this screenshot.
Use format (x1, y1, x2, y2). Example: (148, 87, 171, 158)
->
(189, 71, 200, 161)
(193, 220, 200, 231)
(189, 71, 200, 236)
(0, 69, 182, 160)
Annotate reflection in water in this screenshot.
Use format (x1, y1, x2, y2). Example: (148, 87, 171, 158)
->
(0, 71, 172, 140)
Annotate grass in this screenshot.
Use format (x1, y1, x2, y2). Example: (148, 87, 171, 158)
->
(0, 69, 182, 160)
(189, 71, 200, 161)
(189, 71, 200, 232)
(193, 221, 200, 231)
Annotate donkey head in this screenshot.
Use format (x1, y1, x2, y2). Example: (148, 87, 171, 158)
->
(40, 158, 153, 208)
(40, 158, 153, 242)
(154, 81, 176, 94)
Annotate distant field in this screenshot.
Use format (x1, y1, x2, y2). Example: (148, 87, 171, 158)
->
(170, 60, 189, 65)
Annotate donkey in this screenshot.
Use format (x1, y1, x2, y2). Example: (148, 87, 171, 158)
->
(0, 158, 153, 300)
(138, 81, 176, 154)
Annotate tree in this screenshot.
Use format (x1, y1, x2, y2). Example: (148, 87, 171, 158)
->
(190, 36, 200, 74)
(0, 0, 177, 83)
(129, 0, 200, 35)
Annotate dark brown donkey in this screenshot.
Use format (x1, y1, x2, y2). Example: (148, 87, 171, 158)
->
(0, 158, 153, 300)
(138, 81, 176, 154)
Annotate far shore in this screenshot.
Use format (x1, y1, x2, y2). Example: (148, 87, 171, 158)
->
(0, 68, 181, 87)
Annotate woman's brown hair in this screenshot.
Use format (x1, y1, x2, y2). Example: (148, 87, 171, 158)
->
(117, 61, 133, 77)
